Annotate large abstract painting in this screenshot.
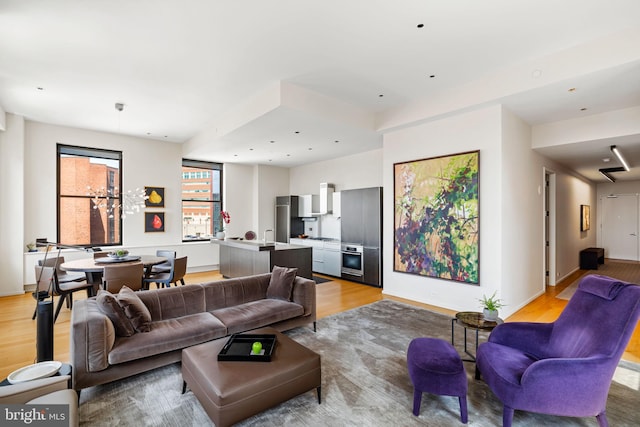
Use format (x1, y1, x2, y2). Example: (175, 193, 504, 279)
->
(394, 150, 479, 284)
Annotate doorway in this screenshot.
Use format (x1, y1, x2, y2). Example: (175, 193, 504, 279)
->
(601, 194, 639, 261)
(544, 169, 556, 286)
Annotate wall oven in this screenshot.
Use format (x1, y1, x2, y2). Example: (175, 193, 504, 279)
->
(341, 244, 363, 278)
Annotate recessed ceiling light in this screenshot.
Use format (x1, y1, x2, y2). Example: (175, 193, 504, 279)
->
(378, 94, 384, 98)
(417, 24, 424, 28)
(268, 159, 272, 162)
(580, 107, 588, 111)
(286, 154, 291, 157)
(568, 87, 576, 92)
(294, 131, 300, 134)
(308, 148, 313, 151)
(249, 148, 254, 151)
(234, 154, 238, 157)
(531, 69, 542, 79)
(146, 132, 151, 135)
(164, 135, 168, 138)
(429, 75, 436, 78)
(334, 140, 339, 143)
(270, 140, 275, 144)
(36, 87, 44, 91)
(603, 158, 611, 163)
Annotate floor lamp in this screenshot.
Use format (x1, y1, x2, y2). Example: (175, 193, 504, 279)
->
(34, 241, 93, 362)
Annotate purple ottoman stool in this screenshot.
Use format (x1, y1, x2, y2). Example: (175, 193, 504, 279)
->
(407, 337, 468, 423)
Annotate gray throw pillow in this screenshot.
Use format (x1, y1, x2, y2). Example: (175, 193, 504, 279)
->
(117, 286, 152, 332)
(96, 290, 136, 337)
(267, 265, 298, 301)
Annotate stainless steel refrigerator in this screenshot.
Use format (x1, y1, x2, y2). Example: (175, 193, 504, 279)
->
(275, 196, 304, 244)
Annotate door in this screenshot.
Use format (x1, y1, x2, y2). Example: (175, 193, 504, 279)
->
(601, 194, 639, 260)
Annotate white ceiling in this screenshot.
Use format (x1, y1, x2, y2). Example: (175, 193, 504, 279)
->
(1, 0, 640, 180)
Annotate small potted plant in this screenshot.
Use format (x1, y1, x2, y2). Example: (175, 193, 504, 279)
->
(26, 242, 37, 252)
(478, 291, 505, 321)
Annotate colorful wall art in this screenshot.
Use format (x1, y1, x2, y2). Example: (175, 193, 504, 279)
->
(145, 212, 165, 232)
(145, 186, 165, 208)
(581, 204, 590, 231)
(394, 150, 479, 284)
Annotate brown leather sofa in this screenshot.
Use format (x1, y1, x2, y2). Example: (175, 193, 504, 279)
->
(70, 272, 316, 391)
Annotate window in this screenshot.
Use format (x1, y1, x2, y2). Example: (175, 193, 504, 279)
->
(182, 159, 222, 241)
(57, 144, 123, 247)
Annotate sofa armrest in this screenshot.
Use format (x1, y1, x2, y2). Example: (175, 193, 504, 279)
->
(0, 375, 71, 404)
(71, 299, 116, 387)
(291, 276, 316, 319)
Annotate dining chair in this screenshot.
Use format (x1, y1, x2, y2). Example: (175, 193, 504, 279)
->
(151, 250, 176, 274)
(32, 265, 95, 322)
(143, 256, 187, 289)
(102, 261, 144, 293)
(38, 256, 86, 284)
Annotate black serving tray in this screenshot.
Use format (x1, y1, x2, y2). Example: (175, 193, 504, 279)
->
(217, 334, 277, 362)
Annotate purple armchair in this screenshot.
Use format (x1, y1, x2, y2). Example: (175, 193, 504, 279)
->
(476, 275, 640, 427)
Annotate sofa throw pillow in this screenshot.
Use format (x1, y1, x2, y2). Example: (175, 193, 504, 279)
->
(266, 265, 298, 301)
(96, 290, 136, 337)
(117, 285, 152, 332)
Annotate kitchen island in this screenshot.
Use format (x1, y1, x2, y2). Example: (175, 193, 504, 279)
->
(214, 239, 312, 279)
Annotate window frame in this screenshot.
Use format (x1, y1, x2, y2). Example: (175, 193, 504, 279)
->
(57, 144, 123, 247)
(181, 159, 223, 242)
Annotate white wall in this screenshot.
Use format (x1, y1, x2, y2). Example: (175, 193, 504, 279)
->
(383, 106, 505, 313)
(289, 149, 382, 195)
(0, 114, 25, 296)
(13, 121, 220, 290)
(500, 108, 545, 310)
(24, 121, 184, 246)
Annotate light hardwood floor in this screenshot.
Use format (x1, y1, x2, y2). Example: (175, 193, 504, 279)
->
(1, 269, 639, 380)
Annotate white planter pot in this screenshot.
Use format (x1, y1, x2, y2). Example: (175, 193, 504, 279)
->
(216, 231, 226, 239)
(483, 308, 499, 321)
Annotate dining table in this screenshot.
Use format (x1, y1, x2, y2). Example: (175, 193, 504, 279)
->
(60, 255, 167, 288)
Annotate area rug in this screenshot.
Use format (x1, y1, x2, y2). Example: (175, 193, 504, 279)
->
(312, 275, 333, 284)
(78, 300, 640, 426)
(557, 260, 640, 300)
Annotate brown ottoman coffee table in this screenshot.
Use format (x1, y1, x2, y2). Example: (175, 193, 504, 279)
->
(182, 327, 321, 427)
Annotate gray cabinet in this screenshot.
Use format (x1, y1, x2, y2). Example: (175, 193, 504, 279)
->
(363, 247, 380, 287)
(340, 187, 382, 287)
(340, 189, 363, 244)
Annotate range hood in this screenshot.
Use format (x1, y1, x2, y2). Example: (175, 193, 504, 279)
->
(312, 183, 334, 215)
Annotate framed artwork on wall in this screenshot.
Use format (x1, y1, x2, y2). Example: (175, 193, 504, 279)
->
(145, 212, 165, 232)
(581, 204, 590, 231)
(393, 150, 480, 285)
(145, 186, 165, 208)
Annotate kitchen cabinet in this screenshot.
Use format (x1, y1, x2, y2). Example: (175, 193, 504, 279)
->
(363, 247, 380, 287)
(340, 189, 363, 244)
(323, 241, 341, 276)
(312, 244, 324, 273)
(298, 195, 319, 217)
(340, 187, 382, 287)
(332, 191, 341, 217)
